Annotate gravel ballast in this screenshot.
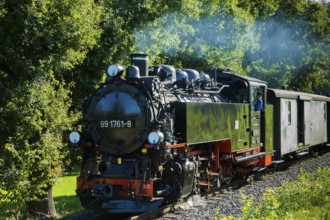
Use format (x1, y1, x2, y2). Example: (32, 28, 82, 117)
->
(158, 152, 330, 219)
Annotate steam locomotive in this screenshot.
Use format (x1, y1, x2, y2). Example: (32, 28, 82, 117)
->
(69, 54, 330, 213)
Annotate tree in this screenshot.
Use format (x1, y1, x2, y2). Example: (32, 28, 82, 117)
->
(0, 75, 77, 218)
(0, 0, 101, 218)
(0, 0, 328, 217)
(70, 0, 186, 98)
(133, 0, 259, 73)
(244, 0, 330, 93)
(288, 1, 330, 94)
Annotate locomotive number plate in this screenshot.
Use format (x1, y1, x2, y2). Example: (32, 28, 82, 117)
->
(99, 120, 135, 128)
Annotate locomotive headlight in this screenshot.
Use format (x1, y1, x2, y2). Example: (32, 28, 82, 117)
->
(69, 131, 81, 144)
(107, 64, 124, 77)
(148, 131, 164, 144)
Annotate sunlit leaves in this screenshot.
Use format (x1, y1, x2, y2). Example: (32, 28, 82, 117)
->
(245, 0, 329, 93)
(237, 168, 330, 220)
(133, 0, 258, 74)
(0, 74, 77, 217)
(0, 0, 329, 217)
(0, 1, 96, 217)
(0, 0, 102, 82)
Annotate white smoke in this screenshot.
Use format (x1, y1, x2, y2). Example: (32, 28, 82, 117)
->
(133, 11, 257, 71)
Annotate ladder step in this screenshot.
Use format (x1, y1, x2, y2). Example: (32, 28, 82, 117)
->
(208, 172, 219, 176)
(223, 177, 231, 182)
(272, 160, 284, 164)
(199, 157, 209, 161)
(256, 167, 267, 172)
(199, 181, 211, 186)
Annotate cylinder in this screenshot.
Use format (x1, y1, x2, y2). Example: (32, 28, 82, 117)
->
(131, 54, 149, 76)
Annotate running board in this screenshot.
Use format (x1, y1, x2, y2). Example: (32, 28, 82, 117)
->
(235, 152, 266, 163)
(296, 151, 309, 156)
(252, 167, 267, 172)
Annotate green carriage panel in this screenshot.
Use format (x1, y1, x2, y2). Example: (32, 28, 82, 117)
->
(173, 102, 250, 151)
(265, 104, 274, 153)
(250, 110, 261, 148)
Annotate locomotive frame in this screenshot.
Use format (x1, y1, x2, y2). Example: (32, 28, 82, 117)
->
(70, 54, 330, 213)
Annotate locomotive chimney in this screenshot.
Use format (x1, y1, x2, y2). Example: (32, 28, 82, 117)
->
(131, 54, 149, 76)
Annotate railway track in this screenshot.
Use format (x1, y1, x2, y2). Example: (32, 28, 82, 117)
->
(64, 147, 330, 220)
(128, 147, 330, 220)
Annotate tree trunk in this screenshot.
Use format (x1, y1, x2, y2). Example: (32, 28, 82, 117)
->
(26, 186, 57, 218)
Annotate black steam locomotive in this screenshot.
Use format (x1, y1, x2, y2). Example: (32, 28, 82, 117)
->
(69, 54, 330, 213)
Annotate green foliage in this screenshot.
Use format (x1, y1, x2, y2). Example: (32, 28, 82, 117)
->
(66, 0, 329, 96)
(130, 0, 329, 93)
(0, 0, 102, 83)
(237, 0, 280, 18)
(0, 0, 100, 217)
(70, 0, 181, 90)
(0, 0, 329, 218)
(276, 167, 330, 219)
(246, 1, 330, 93)
(0, 74, 78, 218)
(133, 0, 258, 74)
(236, 167, 330, 220)
(240, 190, 282, 219)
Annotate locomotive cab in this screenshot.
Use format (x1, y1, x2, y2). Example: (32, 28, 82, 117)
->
(205, 69, 272, 152)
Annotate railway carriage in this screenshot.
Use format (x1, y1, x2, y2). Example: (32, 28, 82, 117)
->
(69, 54, 330, 213)
(267, 89, 330, 159)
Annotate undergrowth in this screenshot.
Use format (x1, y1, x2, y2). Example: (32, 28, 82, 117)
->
(214, 167, 330, 220)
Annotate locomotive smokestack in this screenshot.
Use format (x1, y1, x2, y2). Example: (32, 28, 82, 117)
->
(131, 54, 149, 76)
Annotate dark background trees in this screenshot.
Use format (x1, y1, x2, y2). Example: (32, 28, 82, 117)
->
(245, 0, 330, 93)
(0, 0, 329, 218)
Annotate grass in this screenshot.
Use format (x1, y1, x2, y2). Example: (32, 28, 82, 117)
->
(53, 171, 84, 219)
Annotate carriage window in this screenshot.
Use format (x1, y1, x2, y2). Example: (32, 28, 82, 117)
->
(288, 101, 292, 125)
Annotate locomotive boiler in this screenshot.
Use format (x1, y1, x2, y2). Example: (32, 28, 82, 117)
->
(69, 54, 330, 213)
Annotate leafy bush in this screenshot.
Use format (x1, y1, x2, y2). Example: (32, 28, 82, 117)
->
(217, 167, 330, 220)
(241, 167, 330, 220)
